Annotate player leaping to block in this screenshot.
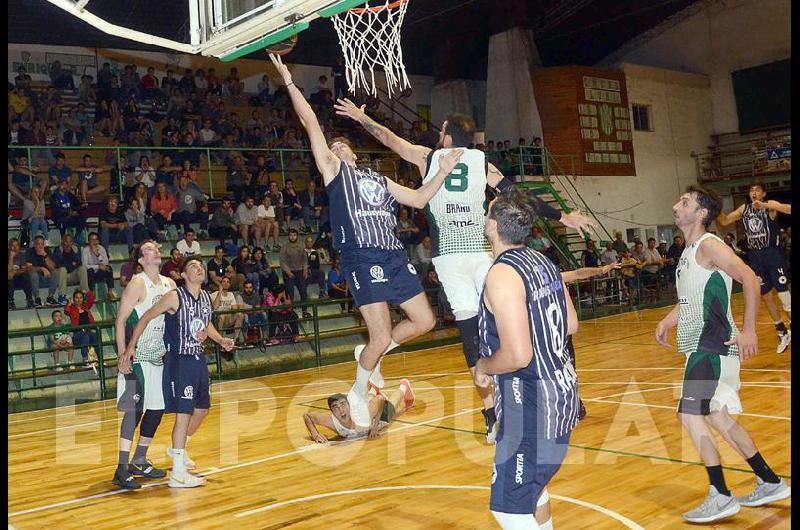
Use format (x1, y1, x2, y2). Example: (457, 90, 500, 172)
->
(304, 379, 416, 442)
(270, 53, 462, 429)
(335, 99, 595, 443)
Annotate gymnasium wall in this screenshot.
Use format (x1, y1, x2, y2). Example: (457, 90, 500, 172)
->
(430, 79, 487, 132)
(598, 0, 791, 135)
(7, 43, 435, 126)
(563, 63, 713, 238)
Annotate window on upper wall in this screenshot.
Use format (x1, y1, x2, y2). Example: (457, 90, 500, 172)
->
(631, 104, 653, 132)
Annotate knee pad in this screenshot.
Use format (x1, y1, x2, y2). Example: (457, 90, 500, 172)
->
(778, 290, 791, 313)
(455, 316, 480, 368)
(139, 409, 164, 438)
(539, 519, 553, 530)
(120, 410, 143, 441)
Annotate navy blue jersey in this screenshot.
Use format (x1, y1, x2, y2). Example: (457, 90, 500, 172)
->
(326, 162, 404, 252)
(742, 203, 781, 250)
(479, 247, 579, 439)
(164, 286, 213, 357)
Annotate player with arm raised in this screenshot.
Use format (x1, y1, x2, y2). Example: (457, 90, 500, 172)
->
(716, 181, 791, 353)
(335, 99, 595, 442)
(270, 54, 462, 429)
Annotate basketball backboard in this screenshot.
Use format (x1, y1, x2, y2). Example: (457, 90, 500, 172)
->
(45, 0, 367, 61)
(192, 0, 369, 61)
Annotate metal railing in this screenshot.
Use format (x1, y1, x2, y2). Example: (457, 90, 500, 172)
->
(8, 270, 684, 405)
(7, 144, 418, 200)
(7, 289, 456, 402)
(692, 132, 791, 182)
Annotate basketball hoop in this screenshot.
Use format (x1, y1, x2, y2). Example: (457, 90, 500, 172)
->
(331, 0, 411, 99)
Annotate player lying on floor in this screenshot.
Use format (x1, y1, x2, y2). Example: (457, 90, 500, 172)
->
(303, 379, 415, 442)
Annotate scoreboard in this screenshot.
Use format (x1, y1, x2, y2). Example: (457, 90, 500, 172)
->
(532, 65, 636, 176)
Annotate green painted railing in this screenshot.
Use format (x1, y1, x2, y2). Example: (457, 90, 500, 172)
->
(8, 144, 416, 199)
(7, 290, 456, 402)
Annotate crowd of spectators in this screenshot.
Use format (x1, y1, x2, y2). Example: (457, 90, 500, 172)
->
(8, 59, 557, 360)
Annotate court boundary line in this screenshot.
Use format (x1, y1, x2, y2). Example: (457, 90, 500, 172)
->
(232, 484, 645, 529)
(10, 379, 790, 438)
(296, 402, 792, 480)
(9, 397, 791, 519)
(583, 397, 791, 421)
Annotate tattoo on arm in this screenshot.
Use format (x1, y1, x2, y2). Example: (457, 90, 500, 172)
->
(361, 117, 387, 142)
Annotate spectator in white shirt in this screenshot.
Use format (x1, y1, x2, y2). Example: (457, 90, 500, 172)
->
(413, 235, 433, 277)
(133, 155, 156, 188)
(235, 196, 259, 247)
(198, 118, 219, 147)
(600, 241, 618, 266)
(255, 194, 280, 251)
(81, 231, 117, 299)
(176, 228, 202, 257)
(211, 276, 246, 344)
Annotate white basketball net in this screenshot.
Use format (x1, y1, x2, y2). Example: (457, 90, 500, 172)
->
(331, 0, 411, 99)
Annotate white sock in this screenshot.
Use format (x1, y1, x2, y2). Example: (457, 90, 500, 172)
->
(371, 340, 397, 381)
(171, 448, 186, 474)
(354, 363, 372, 395)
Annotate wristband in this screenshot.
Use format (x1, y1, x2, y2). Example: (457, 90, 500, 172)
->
(533, 195, 561, 221)
(495, 177, 561, 221)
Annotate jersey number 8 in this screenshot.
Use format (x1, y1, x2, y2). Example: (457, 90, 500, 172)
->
(444, 163, 469, 192)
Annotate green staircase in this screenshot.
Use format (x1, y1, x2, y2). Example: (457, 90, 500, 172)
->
(514, 147, 613, 269)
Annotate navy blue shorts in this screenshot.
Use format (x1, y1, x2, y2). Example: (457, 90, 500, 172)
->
(490, 376, 573, 514)
(491, 431, 570, 514)
(748, 247, 789, 294)
(340, 247, 423, 307)
(163, 353, 211, 414)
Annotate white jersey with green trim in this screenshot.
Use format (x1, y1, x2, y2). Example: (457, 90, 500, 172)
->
(423, 147, 491, 257)
(131, 272, 172, 364)
(676, 232, 739, 357)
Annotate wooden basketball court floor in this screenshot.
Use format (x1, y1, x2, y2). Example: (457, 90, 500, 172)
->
(8, 296, 791, 529)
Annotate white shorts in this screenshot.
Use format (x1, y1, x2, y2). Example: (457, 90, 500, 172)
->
(678, 352, 742, 416)
(432, 252, 493, 316)
(116, 361, 165, 412)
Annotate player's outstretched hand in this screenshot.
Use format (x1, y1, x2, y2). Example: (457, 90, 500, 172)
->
(220, 337, 235, 352)
(560, 210, 597, 233)
(438, 149, 464, 175)
(602, 262, 622, 275)
(334, 98, 366, 121)
(268, 54, 292, 85)
(312, 433, 328, 444)
(725, 330, 758, 360)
